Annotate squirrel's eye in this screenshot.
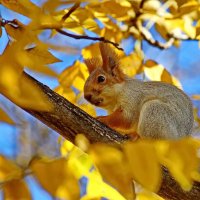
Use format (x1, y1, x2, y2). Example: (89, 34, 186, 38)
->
(97, 75, 106, 83)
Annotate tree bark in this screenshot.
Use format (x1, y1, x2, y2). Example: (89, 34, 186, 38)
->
(5, 72, 200, 200)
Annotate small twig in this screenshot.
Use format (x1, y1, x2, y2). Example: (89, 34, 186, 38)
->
(0, 18, 19, 28)
(62, 2, 80, 22)
(167, 32, 199, 41)
(56, 29, 123, 51)
(136, 20, 175, 49)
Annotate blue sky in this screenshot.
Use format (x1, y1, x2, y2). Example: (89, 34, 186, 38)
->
(1, 2, 200, 199)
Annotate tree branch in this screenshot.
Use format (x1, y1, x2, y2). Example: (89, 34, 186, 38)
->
(2, 72, 198, 200)
(61, 2, 80, 22)
(56, 29, 123, 51)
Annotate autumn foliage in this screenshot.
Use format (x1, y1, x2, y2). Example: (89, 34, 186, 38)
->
(0, 0, 200, 200)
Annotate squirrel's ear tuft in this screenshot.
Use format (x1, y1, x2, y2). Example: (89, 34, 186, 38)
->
(84, 58, 102, 74)
(99, 42, 119, 73)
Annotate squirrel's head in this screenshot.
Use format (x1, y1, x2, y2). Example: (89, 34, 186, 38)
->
(84, 42, 125, 108)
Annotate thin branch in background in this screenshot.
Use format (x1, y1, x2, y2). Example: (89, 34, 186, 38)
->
(56, 29, 124, 50)
(0, 17, 123, 51)
(136, 21, 175, 49)
(61, 2, 81, 22)
(0, 18, 20, 29)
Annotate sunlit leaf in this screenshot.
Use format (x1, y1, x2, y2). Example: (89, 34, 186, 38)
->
(4, 21, 32, 41)
(82, 43, 100, 59)
(120, 52, 143, 77)
(21, 47, 60, 77)
(79, 103, 96, 117)
(155, 138, 200, 191)
(192, 95, 200, 100)
(55, 86, 76, 103)
(31, 157, 80, 199)
(143, 0, 161, 12)
(3, 179, 31, 200)
(179, 1, 199, 16)
(90, 144, 135, 200)
(59, 61, 88, 92)
(144, 60, 182, 89)
(0, 155, 22, 182)
(60, 140, 75, 156)
(0, 107, 15, 125)
(1, 0, 41, 18)
(123, 141, 162, 192)
(100, 1, 130, 19)
(137, 190, 165, 200)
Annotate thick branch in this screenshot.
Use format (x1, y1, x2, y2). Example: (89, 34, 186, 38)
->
(4, 72, 200, 200)
(22, 72, 129, 144)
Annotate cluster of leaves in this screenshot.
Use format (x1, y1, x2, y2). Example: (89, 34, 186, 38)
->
(0, 136, 199, 200)
(0, 0, 200, 199)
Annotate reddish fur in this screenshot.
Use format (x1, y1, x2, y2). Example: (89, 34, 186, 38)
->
(97, 108, 139, 139)
(84, 42, 138, 138)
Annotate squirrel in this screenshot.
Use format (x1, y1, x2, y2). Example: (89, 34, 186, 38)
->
(83, 42, 194, 139)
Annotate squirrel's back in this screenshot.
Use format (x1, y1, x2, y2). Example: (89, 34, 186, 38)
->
(118, 79, 194, 138)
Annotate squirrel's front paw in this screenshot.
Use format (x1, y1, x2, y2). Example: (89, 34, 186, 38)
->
(96, 116, 107, 124)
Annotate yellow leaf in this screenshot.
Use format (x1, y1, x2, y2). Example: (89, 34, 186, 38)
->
(79, 103, 96, 117)
(137, 191, 164, 200)
(1, 0, 41, 18)
(4, 21, 30, 41)
(15, 73, 53, 110)
(0, 155, 22, 182)
(54, 86, 76, 103)
(65, 141, 126, 200)
(0, 40, 52, 111)
(60, 140, 75, 156)
(155, 138, 200, 191)
(81, 181, 127, 200)
(196, 19, 200, 39)
(101, 1, 130, 19)
(42, 0, 65, 13)
(0, 107, 15, 125)
(120, 52, 143, 77)
(0, 66, 52, 111)
(90, 144, 135, 200)
(143, 0, 161, 12)
(179, 1, 199, 16)
(3, 179, 31, 200)
(27, 47, 61, 65)
(144, 60, 182, 89)
(67, 26, 85, 34)
(192, 95, 200, 100)
(160, 68, 173, 83)
(19, 47, 60, 77)
(155, 23, 168, 40)
(32, 14, 62, 30)
(117, 0, 131, 7)
(31, 157, 80, 199)
(59, 61, 88, 92)
(164, 18, 196, 39)
(123, 141, 162, 192)
(82, 43, 100, 59)
(101, 27, 123, 43)
(82, 18, 98, 31)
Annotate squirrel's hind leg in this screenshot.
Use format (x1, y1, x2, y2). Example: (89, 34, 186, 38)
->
(137, 99, 179, 139)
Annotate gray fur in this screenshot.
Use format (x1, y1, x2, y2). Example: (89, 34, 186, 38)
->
(116, 79, 194, 139)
